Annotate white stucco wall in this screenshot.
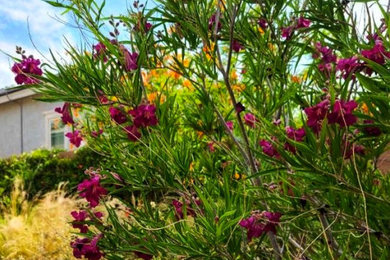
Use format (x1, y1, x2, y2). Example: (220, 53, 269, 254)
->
(0, 94, 63, 157)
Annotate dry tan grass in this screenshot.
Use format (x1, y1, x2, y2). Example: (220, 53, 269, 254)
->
(0, 178, 80, 260)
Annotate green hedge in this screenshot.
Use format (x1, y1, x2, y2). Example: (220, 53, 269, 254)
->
(0, 148, 104, 199)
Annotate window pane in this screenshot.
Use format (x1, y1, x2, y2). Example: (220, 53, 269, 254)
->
(49, 118, 65, 149)
(51, 118, 65, 131)
(51, 132, 65, 149)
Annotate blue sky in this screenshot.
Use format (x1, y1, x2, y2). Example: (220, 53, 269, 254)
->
(0, 0, 386, 88)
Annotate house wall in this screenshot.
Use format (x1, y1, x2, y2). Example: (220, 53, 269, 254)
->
(0, 94, 63, 158)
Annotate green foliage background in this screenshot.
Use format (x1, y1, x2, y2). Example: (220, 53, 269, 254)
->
(11, 0, 390, 259)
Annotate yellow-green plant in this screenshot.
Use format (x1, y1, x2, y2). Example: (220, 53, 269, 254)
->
(0, 179, 79, 260)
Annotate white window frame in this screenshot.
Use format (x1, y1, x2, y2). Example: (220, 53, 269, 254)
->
(44, 110, 70, 150)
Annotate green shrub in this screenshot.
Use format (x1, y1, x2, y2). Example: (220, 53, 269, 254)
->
(0, 148, 104, 200)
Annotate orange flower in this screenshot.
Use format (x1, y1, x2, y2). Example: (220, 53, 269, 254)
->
(72, 108, 80, 118)
(232, 83, 245, 92)
(183, 79, 193, 90)
(268, 43, 275, 52)
(361, 103, 370, 114)
(189, 162, 194, 172)
(258, 27, 265, 36)
(203, 42, 215, 60)
(147, 92, 166, 104)
(168, 70, 181, 80)
(197, 131, 204, 138)
(230, 69, 238, 81)
(291, 75, 301, 84)
(147, 92, 157, 103)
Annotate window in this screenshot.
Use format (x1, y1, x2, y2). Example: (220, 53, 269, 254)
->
(49, 118, 65, 149)
(45, 111, 69, 150)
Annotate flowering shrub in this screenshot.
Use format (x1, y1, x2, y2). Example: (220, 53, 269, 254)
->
(13, 0, 390, 259)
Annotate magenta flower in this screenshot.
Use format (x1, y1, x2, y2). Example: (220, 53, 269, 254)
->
(97, 90, 110, 105)
(93, 42, 107, 62)
(296, 17, 311, 29)
(124, 125, 142, 142)
(281, 26, 294, 39)
(282, 17, 310, 39)
(361, 40, 390, 74)
(286, 127, 306, 141)
(259, 139, 280, 158)
(363, 120, 382, 136)
(93, 212, 104, 219)
(225, 121, 234, 131)
(315, 42, 337, 64)
(120, 46, 138, 71)
(78, 174, 107, 208)
(235, 102, 245, 113)
(208, 13, 222, 31)
(258, 18, 268, 29)
(71, 210, 89, 233)
(66, 130, 83, 148)
(336, 57, 361, 79)
(285, 127, 306, 153)
(55, 102, 74, 125)
(232, 39, 244, 52)
(172, 199, 200, 220)
(134, 251, 153, 260)
(361, 40, 390, 65)
(344, 142, 365, 159)
(327, 100, 358, 127)
(207, 142, 215, 152)
(134, 21, 152, 32)
(145, 22, 152, 32)
(304, 99, 330, 133)
(109, 106, 127, 124)
(11, 56, 43, 85)
(91, 129, 103, 138)
(239, 211, 282, 241)
(129, 104, 158, 128)
(244, 113, 256, 128)
(71, 235, 103, 260)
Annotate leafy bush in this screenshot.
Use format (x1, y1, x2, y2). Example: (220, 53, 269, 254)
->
(10, 0, 390, 259)
(0, 148, 104, 200)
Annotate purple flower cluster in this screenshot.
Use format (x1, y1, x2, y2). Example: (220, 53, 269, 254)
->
(71, 235, 103, 260)
(109, 106, 127, 124)
(208, 13, 222, 32)
(361, 40, 390, 75)
(285, 127, 306, 153)
(259, 139, 280, 158)
(172, 198, 201, 220)
(244, 113, 256, 128)
(336, 57, 361, 79)
(71, 210, 104, 234)
(123, 104, 158, 142)
(305, 99, 358, 133)
(282, 17, 311, 39)
(120, 45, 138, 71)
(55, 102, 74, 125)
(314, 42, 337, 74)
(304, 99, 330, 134)
(65, 130, 83, 148)
(12, 56, 43, 85)
(232, 39, 244, 53)
(239, 211, 282, 241)
(78, 174, 108, 208)
(129, 104, 158, 128)
(93, 42, 108, 62)
(327, 100, 358, 127)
